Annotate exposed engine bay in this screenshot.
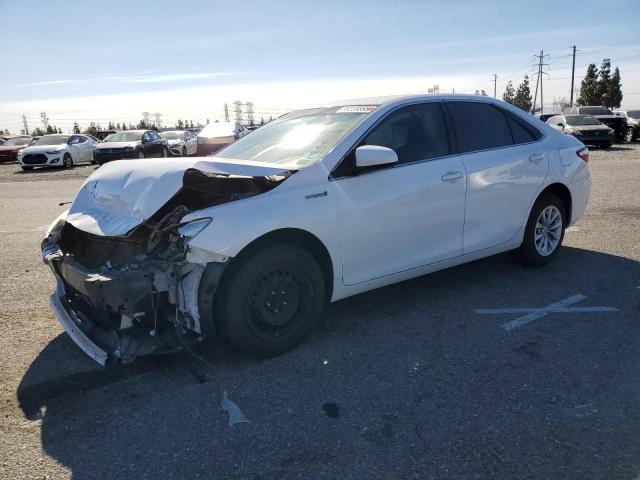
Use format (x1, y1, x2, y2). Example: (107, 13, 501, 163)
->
(42, 166, 293, 365)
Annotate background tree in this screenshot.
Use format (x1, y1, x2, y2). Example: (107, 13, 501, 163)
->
(513, 75, 532, 112)
(189, 120, 194, 129)
(607, 67, 623, 108)
(577, 64, 599, 105)
(596, 58, 611, 106)
(116, 122, 121, 130)
(502, 81, 516, 105)
(176, 119, 184, 129)
(107, 121, 115, 130)
(73, 122, 80, 134)
(31, 127, 46, 136)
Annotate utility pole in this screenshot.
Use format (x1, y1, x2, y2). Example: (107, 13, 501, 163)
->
(493, 74, 498, 98)
(153, 113, 162, 129)
(233, 100, 243, 122)
(570, 45, 577, 107)
(224, 103, 230, 122)
(532, 50, 550, 114)
(22, 115, 29, 135)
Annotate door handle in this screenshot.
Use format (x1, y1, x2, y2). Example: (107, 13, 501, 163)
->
(441, 171, 464, 182)
(529, 153, 545, 163)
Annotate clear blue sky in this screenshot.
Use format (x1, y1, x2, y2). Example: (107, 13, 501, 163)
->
(1, 0, 639, 131)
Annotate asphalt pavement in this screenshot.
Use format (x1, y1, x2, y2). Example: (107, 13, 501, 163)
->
(1, 146, 639, 480)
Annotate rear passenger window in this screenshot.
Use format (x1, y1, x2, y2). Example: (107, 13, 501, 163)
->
(361, 102, 450, 164)
(506, 113, 542, 144)
(447, 102, 513, 153)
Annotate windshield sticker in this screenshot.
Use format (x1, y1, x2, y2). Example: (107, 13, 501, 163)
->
(336, 105, 378, 113)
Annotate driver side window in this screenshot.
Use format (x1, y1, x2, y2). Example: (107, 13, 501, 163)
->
(361, 103, 451, 165)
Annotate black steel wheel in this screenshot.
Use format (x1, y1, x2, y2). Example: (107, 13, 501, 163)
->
(213, 243, 325, 357)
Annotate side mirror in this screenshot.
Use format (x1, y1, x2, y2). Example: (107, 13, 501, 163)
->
(142, 137, 149, 144)
(355, 145, 398, 168)
(69, 139, 79, 144)
(556, 123, 564, 128)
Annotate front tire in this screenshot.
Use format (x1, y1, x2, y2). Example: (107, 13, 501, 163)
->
(21, 166, 33, 171)
(626, 128, 636, 142)
(162, 147, 168, 158)
(213, 244, 326, 357)
(63, 153, 73, 168)
(137, 150, 145, 159)
(181, 147, 187, 157)
(515, 192, 566, 267)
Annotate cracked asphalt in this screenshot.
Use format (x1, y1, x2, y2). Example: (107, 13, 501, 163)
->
(1, 145, 639, 480)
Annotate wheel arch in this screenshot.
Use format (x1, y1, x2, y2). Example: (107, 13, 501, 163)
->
(229, 228, 335, 302)
(538, 182, 572, 223)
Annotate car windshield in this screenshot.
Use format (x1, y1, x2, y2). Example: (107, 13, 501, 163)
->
(580, 106, 613, 115)
(160, 131, 183, 140)
(566, 116, 601, 126)
(34, 135, 69, 145)
(627, 110, 640, 119)
(4, 137, 31, 146)
(104, 132, 143, 142)
(217, 108, 372, 168)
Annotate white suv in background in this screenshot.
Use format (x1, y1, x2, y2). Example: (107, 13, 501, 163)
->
(42, 95, 591, 365)
(18, 134, 97, 170)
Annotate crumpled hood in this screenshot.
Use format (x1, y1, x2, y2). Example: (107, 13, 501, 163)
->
(66, 157, 291, 236)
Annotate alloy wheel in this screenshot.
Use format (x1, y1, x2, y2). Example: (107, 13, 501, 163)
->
(534, 205, 562, 256)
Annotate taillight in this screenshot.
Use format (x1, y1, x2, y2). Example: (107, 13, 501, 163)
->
(576, 147, 589, 163)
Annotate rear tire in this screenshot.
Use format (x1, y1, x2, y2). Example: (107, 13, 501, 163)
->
(162, 148, 168, 158)
(515, 192, 566, 267)
(626, 128, 636, 142)
(21, 166, 33, 171)
(137, 150, 145, 159)
(213, 244, 325, 357)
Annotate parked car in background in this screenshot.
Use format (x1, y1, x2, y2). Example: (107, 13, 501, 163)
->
(546, 114, 614, 148)
(536, 113, 555, 123)
(160, 130, 198, 156)
(96, 130, 116, 141)
(0, 136, 36, 163)
(94, 130, 169, 165)
(41, 95, 591, 364)
(197, 121, 248, 155)
(0, 138, 4, 146)
(613, 110, 640, 142)
(563, 106, 626, 139)
(17, 134, 97, 170)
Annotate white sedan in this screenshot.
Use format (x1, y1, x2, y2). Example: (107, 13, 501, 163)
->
(18, 134, 97, 170)
(159, 130, 198, 156)
(42, 94, 591, 364)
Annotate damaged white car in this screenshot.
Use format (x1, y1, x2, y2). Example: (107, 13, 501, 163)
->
(42, 95, 591, 365)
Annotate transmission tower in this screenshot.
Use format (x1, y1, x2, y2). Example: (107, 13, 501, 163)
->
(233, 101, 243, 122)
(40, 112, 49, 130)
(531, 50, 550, 114)
(224, 103, 230, 122)
(22, 115, 29, 135)
(154, 112, 162, 129)
(245, 102, 254, 126)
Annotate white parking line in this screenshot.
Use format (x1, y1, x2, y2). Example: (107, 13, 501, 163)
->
(475, 294, 619, 331)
